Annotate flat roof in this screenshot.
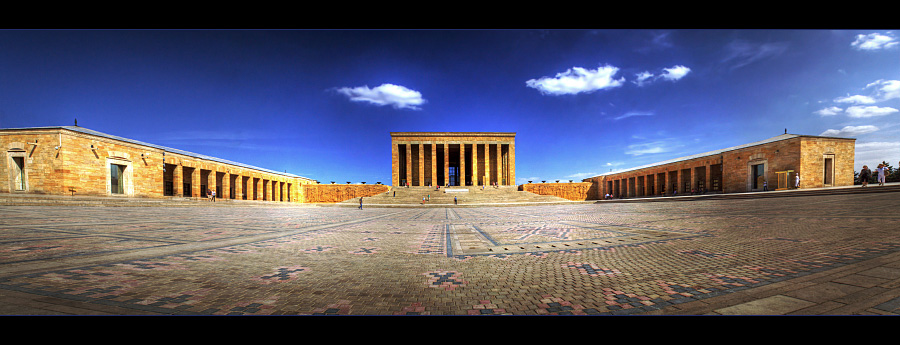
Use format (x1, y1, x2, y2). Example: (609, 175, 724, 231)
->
(391, 132, 515, 137)
(1, 126, 314, 181)
(591, 133, 855, 178)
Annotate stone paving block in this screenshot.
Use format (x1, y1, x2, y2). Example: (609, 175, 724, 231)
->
(1, 192, 899, 315)
(714, 295, 816, 315)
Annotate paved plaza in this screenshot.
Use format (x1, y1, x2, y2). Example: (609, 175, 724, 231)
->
(2, 191, 899, 315)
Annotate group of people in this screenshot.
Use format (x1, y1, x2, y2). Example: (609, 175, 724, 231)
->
(859, 162, 893, 187)
(206, 188, 216, 202)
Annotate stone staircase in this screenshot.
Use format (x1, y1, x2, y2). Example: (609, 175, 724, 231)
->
(339, 185, 578, 207)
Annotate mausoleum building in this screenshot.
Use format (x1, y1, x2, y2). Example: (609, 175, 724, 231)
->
(391, 132, 515, 187)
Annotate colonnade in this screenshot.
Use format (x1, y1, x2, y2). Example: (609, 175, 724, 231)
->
(164, 156, 311, 202)
(391, 133, 516, 188)
(601, 162, 723, 198)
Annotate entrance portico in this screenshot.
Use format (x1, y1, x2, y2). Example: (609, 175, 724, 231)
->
(391, 132, 515, 187)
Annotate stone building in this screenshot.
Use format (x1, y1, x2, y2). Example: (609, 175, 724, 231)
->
(2, 126, 318, 201)
(391, 132, 515, 187)
(583, 133, 856, 199)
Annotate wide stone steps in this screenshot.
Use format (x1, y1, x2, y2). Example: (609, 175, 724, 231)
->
(339, 186, 576, 207)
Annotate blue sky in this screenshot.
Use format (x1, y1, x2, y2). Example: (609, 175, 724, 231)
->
(1, 30, 898, 184)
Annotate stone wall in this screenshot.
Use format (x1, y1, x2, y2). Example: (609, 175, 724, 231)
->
(519, 182, 596, 201)
(302, 184, 391, 203)
(2, 127, 316, 201)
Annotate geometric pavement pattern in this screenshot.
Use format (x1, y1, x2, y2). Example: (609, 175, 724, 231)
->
(1, 191, 899, 315)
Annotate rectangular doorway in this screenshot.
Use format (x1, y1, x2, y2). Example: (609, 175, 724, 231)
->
(12, 156, 26, 190)
(110, 163, 126, 194)
(751, 163, 765, 190)
(823, 155, 834, 186)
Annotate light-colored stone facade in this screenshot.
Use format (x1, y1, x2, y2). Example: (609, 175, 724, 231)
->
(391, 132, 515, 187)
(519, 182, 596, 201)
(302, 184, 391, 203)
(1, 126, 318, 202)
(584, 134, 855, 199)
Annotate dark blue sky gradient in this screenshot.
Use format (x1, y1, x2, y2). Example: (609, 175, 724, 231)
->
(2, 30, 898, 183)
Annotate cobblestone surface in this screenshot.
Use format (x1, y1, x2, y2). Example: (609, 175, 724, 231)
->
(1, 192, 899, 315)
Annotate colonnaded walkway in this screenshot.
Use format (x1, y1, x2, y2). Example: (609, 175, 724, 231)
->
(1, 190, 899, 315)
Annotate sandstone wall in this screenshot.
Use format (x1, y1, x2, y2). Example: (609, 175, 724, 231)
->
(520, 182, 596, 201)
(302, 184, 391, 203)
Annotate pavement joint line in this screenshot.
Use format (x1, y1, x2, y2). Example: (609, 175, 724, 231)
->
(0, 209, 407, 278)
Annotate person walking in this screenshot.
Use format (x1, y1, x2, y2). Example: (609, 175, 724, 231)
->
(860, 165, 871, 187)
(795, 173, 801, 189)
(358, 197, 363, 210)
(206, 188, 211, 201)
(454, 196, 458, 205)
(876, 164, 886, 186)
(211, 189, 216, 202)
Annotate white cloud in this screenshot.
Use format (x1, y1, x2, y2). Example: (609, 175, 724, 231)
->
(660, 65, 691, 81)
(721, 41, 789, 70)
(634, 71, 654, 86)
(526, 65, 624, 95)
(851, 32, 899, 51)
(566, 172, 598, 179)
(814, 106, 843, 116)
(866, 79, 900, 102)
(336, 83, 425, 110)
(819, 125, 879, 137)
(854, 141, 900, 172)
(834, 94, 876, 104)
(614, 111, 654, 120)
(625, 141, 673, 156)
(845, 106, 899, 118)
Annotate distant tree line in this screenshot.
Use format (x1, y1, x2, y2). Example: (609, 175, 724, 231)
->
(854, 161, 899, 185)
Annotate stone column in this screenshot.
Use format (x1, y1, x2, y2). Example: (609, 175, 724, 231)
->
(191, 167, 201, 198)
(705, 165, 711, 192)
(405, 143, 411, 187)
(472, 143, 479, 185)
(418, 143, 425, 187)
(223, 171, 230, 199)
(431, 143, 437, 187)
(444, 143, 449, 187)
(484, 143, 491, 186)
(256, 177, 262, 200)
(509, 142, 515, 186)
(459, 143, 466, 186)
(677, 169, 684, 194)
(235, 174, 243, 200)
(392, 142, 399, 187)
(496, 144, 503, 186)
(173, 162, 183, 197)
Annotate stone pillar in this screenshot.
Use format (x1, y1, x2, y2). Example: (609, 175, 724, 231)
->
(472, 143, 479, 185)
(444, 143, 449, 187)
(405, 143, 412, 187)
(431, 143, 437, 187)
(459, 143, 466, 187)
(392, 142, 399, 187)
(223, 171, 230, 199)
(173, 162, 183, 197)
(705, 165, 711, 192)
(496, 144, 502, 186)
(677, 169, 683, 194)
(191, 167, 201, 198)
(235, 174, 243, 200)
(665, 171, 671, 195)
(484, 143, 491, 186)
(418, 143, 425, 187)
(509, 142, 515, 186)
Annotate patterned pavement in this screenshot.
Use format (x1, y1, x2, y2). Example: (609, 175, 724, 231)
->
(1, 191, 899, 315)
